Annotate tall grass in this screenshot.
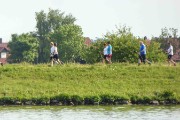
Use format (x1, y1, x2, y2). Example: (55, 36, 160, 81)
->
(0, 63, 179, 105)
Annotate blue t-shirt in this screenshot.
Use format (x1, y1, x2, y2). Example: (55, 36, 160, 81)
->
(140, 44, 146, 55)
(107, 44, 112, 55)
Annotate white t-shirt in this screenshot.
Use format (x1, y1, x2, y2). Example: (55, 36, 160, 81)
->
(54, 46, 58, 54)
(168, 45, 173, 55)
(103, 46, 108, 55)
(50, 46, 55, 55)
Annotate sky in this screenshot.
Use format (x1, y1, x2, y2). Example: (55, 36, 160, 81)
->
(0, 0, 180, 42)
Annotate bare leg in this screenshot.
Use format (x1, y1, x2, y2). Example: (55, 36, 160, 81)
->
(146, 59, 151, 65)
(138, 59, 141, 65)
(167, 59, 171, 66)
(107, 57, 112, 64)
(170, 59, 176, 66)
(57, 59, 62, 64)
(102, 59, 105, 64)
(106, 57, 109, 63)
(51, 59, 54, 66)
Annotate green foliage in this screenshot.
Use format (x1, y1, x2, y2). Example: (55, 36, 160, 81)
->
(52, 94, 71, 104)
(49, 24, 85, 62)
(71, 95, 84, 105)
(146, 41, 166, 62)
(8, 33, 39, 63)
(83, 39, 105, 63)
(84, 25, 166, 63)
(105, 26, 139, 63)
(158, 91, 176, 101)
(84, 96, 101, 105)
(35, 9, 77, 63)
(100, 94, 115, 104)
(0, 63, 179, 105)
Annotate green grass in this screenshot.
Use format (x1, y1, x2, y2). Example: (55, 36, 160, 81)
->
(0, 63, 179, 105)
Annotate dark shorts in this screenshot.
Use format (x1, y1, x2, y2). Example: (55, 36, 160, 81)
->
(53, 54, 59, 60)
(103, 55, 107, 59)
(139, 54, 146, 62)
(168, 55, 173, 60)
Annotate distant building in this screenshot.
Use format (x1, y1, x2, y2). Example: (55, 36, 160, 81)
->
(0, 38, 10, 63)
(84, 37, 92, 46)
(173, 49, 180, 62)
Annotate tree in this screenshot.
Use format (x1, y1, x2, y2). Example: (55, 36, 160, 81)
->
(35, 9, 76, 63)
(83, 25, 166, 63)
(154, 27, 180, 53)
(8, 33, 39, 63)
(49, 24, 85, 62)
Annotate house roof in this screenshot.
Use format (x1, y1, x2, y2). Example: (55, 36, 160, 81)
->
(84, 37, 92, 46)
(0, 43, 10, 51)
(0, 43, 8, 47)
(0, 47, 9, 52)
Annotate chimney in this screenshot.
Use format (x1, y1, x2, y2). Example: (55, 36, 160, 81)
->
(0, 38, 2, 43)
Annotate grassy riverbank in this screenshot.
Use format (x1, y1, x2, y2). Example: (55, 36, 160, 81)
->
(0, 63, 179, 105)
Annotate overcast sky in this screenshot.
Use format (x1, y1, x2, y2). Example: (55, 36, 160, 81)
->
(0, 0, 180, 42)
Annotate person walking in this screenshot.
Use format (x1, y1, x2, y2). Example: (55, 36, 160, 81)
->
(102, 43, 109, 64)
(138, 41, 151, 66)
(167, 42, 176, 66)
(107, 41, 112, 64)
(53, 43, 62, 64)
(50, 42, 55, 66)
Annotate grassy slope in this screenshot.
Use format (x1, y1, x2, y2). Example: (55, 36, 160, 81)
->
(0, 63, 179, 101)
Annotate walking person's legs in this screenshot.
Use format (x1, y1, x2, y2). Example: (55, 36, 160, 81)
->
(168, 55, 176, 66)
(142, 54, 151, 65)
(50, 55, 54, 66)
(0, 62, 3, 66)
(103, 55, 107, 64)
(107, 54, 112, 64)
(138, 54, 142, 66)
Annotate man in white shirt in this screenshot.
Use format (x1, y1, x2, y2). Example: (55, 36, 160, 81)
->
(167, 42, 176, 66)
(102, 43, 109, 64)
(50, 42, 55, 66)
(53, 43, 62, 64)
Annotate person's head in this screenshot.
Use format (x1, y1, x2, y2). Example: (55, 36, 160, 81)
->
(107, 41, 110, 45)
(104, 43, 107, 47)
(50, 42, 54, 46)
(140, 41, 143, 45)
(54, 43, 57, 47)
(168, 42, 171, 46)
(144, 36, 147, 40)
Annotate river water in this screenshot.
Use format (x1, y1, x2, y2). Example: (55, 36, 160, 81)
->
(0, 105, 179, 120)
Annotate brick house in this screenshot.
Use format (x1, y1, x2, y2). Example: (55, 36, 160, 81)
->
(0, 38, 10, 64)
(173, 49, 180, 62)
(84, 37, 92, 46)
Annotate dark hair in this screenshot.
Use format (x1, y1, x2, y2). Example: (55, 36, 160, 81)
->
(54, 43, 57, 46)
(107, 41, 110, 44)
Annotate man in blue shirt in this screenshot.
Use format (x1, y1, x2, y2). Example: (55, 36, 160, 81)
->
(138, 41, 151, 65)
(107, 41, 112, 64)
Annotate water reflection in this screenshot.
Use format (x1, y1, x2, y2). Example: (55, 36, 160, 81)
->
(0, 105, 179, 120)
